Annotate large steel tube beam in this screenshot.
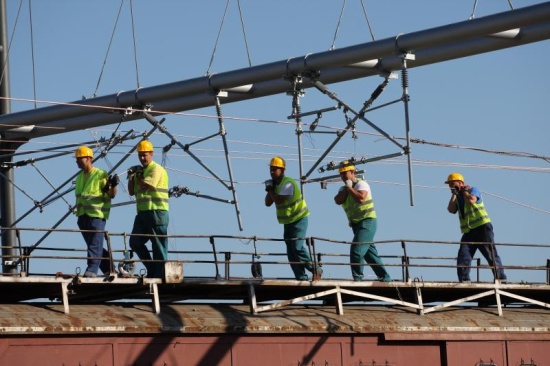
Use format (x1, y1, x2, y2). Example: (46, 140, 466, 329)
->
(13, 19, 550, 140)
(1, 2, 550, 137)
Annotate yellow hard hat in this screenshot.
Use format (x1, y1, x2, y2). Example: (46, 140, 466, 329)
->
(339, 160, 355, 173)
(137, 140, 154, 153)
(445, 172, 464, 184)
(75, 146, 93, 158)
(269, 156, 286, 169)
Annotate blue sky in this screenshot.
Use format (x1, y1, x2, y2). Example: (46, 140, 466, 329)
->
(5, 1, 549, 283)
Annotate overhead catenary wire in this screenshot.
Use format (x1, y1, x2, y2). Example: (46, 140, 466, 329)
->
(27, 0, 37, 109)
(8, 130, 143, 227)
(9, 124, 161, 264)
(30, 162, 72, 208)
(236, 0, 252, 68)
(145, 109, 244, 230)
(92, 0, 126, 98)
(128, 0, 141, 89)
(1, 1, 548, 284)
(205, 0, 231, 76)
(330, 0, 348, 51)
(0, 0, 22, 88)
(330, 0, 376, 50)
(1, 94, 548, 167)
(4, 114, 547, 233)
(470, 0, 515, 20)
(2, 94, 548, 165)
(359, 0, 376, 41)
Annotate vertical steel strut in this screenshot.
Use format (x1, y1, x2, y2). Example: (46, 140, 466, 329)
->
(145, 106, 244, 231)
(215, 97, 243, 231)
(400, 54, 415, 206)
(288, 76, 306, 194)
(303, 76, 396, 179)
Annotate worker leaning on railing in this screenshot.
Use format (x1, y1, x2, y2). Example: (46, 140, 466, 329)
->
(74, 146, 119, 278)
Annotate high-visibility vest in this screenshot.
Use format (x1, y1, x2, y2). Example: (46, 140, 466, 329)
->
(75, 167, 111, 219)
(134, 161, 169, 212)
(458, 196, 491, 233)
(341, 179, 376, 226)
(275, 177, 309, 225)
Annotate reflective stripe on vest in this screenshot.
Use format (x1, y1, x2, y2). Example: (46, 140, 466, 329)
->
(75, 167, 111, 219)
(135, 161, 169, 212)
(341, 180, 376, 225)
(275, 176, 309, 225)
(459, 199, 491, 233)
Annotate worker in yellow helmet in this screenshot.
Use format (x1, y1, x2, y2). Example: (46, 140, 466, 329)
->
(334, 161, 391, 282)
(128, 140, 170, 278)
(264, 156, 321, 280)
(446, 173, 507, 282)
(74, 146, 118, 278)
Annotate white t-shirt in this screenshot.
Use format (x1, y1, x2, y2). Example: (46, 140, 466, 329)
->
(278, 180, 294, 196)
(339, 180, 371, 196)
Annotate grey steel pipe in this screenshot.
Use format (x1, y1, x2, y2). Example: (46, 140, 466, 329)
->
(0, 3, 549, 135)
(15, 19, 549, 142)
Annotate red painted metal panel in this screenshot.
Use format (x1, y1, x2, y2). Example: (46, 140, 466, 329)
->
(446, 341, 506, 366)
(1, 343, 114, 366)
(116, 341, 232, 366)
(343, 341, 441, 365)
(3, 335, 550, 366)
(232, 339, 343, 365)
(507, 341, 550, 366)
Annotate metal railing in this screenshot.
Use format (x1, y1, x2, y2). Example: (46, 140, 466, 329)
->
(1, 226, 548, 285)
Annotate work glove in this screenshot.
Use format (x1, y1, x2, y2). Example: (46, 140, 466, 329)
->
(451, 188, 459, 195)
(127, 165, 143, 179)
(108, 174, 119, 188)
(264, 179, 275, 192)
(345, 179, 353, 188)
(103, 174, 119, 193)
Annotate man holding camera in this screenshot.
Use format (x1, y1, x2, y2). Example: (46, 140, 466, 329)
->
(74, 146, 118, 277)
(128, 140, 170, 278)
(264, 156, 321, 281)
(446, 172, 507, 282)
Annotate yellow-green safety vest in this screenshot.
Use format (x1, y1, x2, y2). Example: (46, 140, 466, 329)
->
(75, 167, 111, 219)
(275, 176, 309, 225)
(458, 198, 491, 234)
(134, 161, 169, 212)
(341, 180, 376, 226)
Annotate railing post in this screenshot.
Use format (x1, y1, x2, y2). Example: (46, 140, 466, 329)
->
(209, 236, 221, 280)
(546, 259, 550, 285)
(401, 240, 410, 282)
(224, 252, 231, 280)
(15, 228, 25, 276)
(476, 258, 481, 283)
(104, 231, 115, 276)
(22, 247, 30, 275)
(308, 237, 321, 280)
